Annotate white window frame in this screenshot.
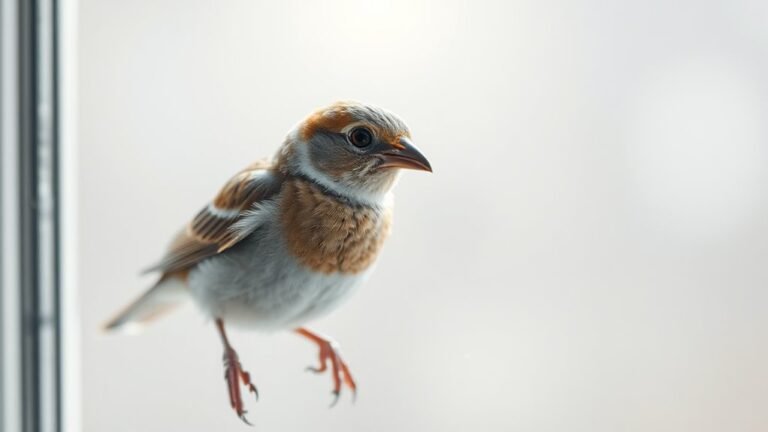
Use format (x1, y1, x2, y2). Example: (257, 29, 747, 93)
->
(1, 1, 79, 431)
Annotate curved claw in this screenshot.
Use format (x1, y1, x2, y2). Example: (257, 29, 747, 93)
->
(329, 390, 341, 408)
(296, 328, 357, 407)
(238, 412, 253, 426)
(247, 383, 259, 401)
(217, 320, 258, 424)
(222, 347, 259, 423)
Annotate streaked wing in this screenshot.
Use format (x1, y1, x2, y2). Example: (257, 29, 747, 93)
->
(143, 160, 282, 275)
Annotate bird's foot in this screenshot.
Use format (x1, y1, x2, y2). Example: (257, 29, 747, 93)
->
(305, 337, 357, 406)
(223, 346, 258, 425)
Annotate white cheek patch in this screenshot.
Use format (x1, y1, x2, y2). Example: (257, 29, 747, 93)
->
(294, 143, 332, 183)
(292, 142, 389, 207)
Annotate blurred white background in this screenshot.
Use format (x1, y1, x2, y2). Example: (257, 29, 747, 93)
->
(79, 1, 768, 431)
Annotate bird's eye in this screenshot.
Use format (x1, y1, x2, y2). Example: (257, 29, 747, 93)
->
(348, 127, 373, 148)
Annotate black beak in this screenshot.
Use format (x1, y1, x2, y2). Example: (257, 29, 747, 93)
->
(379, 137, 432, 172)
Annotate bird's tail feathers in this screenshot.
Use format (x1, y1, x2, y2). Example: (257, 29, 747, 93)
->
(103, 276, 189, 333)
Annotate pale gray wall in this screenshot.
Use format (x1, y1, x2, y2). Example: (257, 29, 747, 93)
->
(79, 1, 768, 431)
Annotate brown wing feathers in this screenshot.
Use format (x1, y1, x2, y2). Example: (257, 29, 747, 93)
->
(143, 161, 282, 275)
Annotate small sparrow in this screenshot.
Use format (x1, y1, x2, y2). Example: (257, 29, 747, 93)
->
(105, 101, 431, 424)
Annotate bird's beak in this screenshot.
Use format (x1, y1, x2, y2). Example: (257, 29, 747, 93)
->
(379, 137, 432, 172)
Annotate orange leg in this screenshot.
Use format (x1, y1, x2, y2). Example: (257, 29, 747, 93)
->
(296, 328, 357, 406)
(216, 319, 258, 425)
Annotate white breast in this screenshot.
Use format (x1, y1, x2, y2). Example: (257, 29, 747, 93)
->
(186, 205, 372, 331)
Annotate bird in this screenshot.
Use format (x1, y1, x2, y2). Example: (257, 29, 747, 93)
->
(104, 101, 432, 424)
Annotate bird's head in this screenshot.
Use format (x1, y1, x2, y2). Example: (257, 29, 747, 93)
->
(279, 101, 431, 204)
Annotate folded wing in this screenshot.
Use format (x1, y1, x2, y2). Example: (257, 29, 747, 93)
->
(144, 159, 283, 275)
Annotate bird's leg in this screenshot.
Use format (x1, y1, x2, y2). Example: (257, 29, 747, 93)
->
(216, 318, 258, 425)
(295, 327, 357, 406)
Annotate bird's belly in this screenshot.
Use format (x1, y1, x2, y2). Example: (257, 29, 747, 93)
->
(187, 226, 371, 330)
